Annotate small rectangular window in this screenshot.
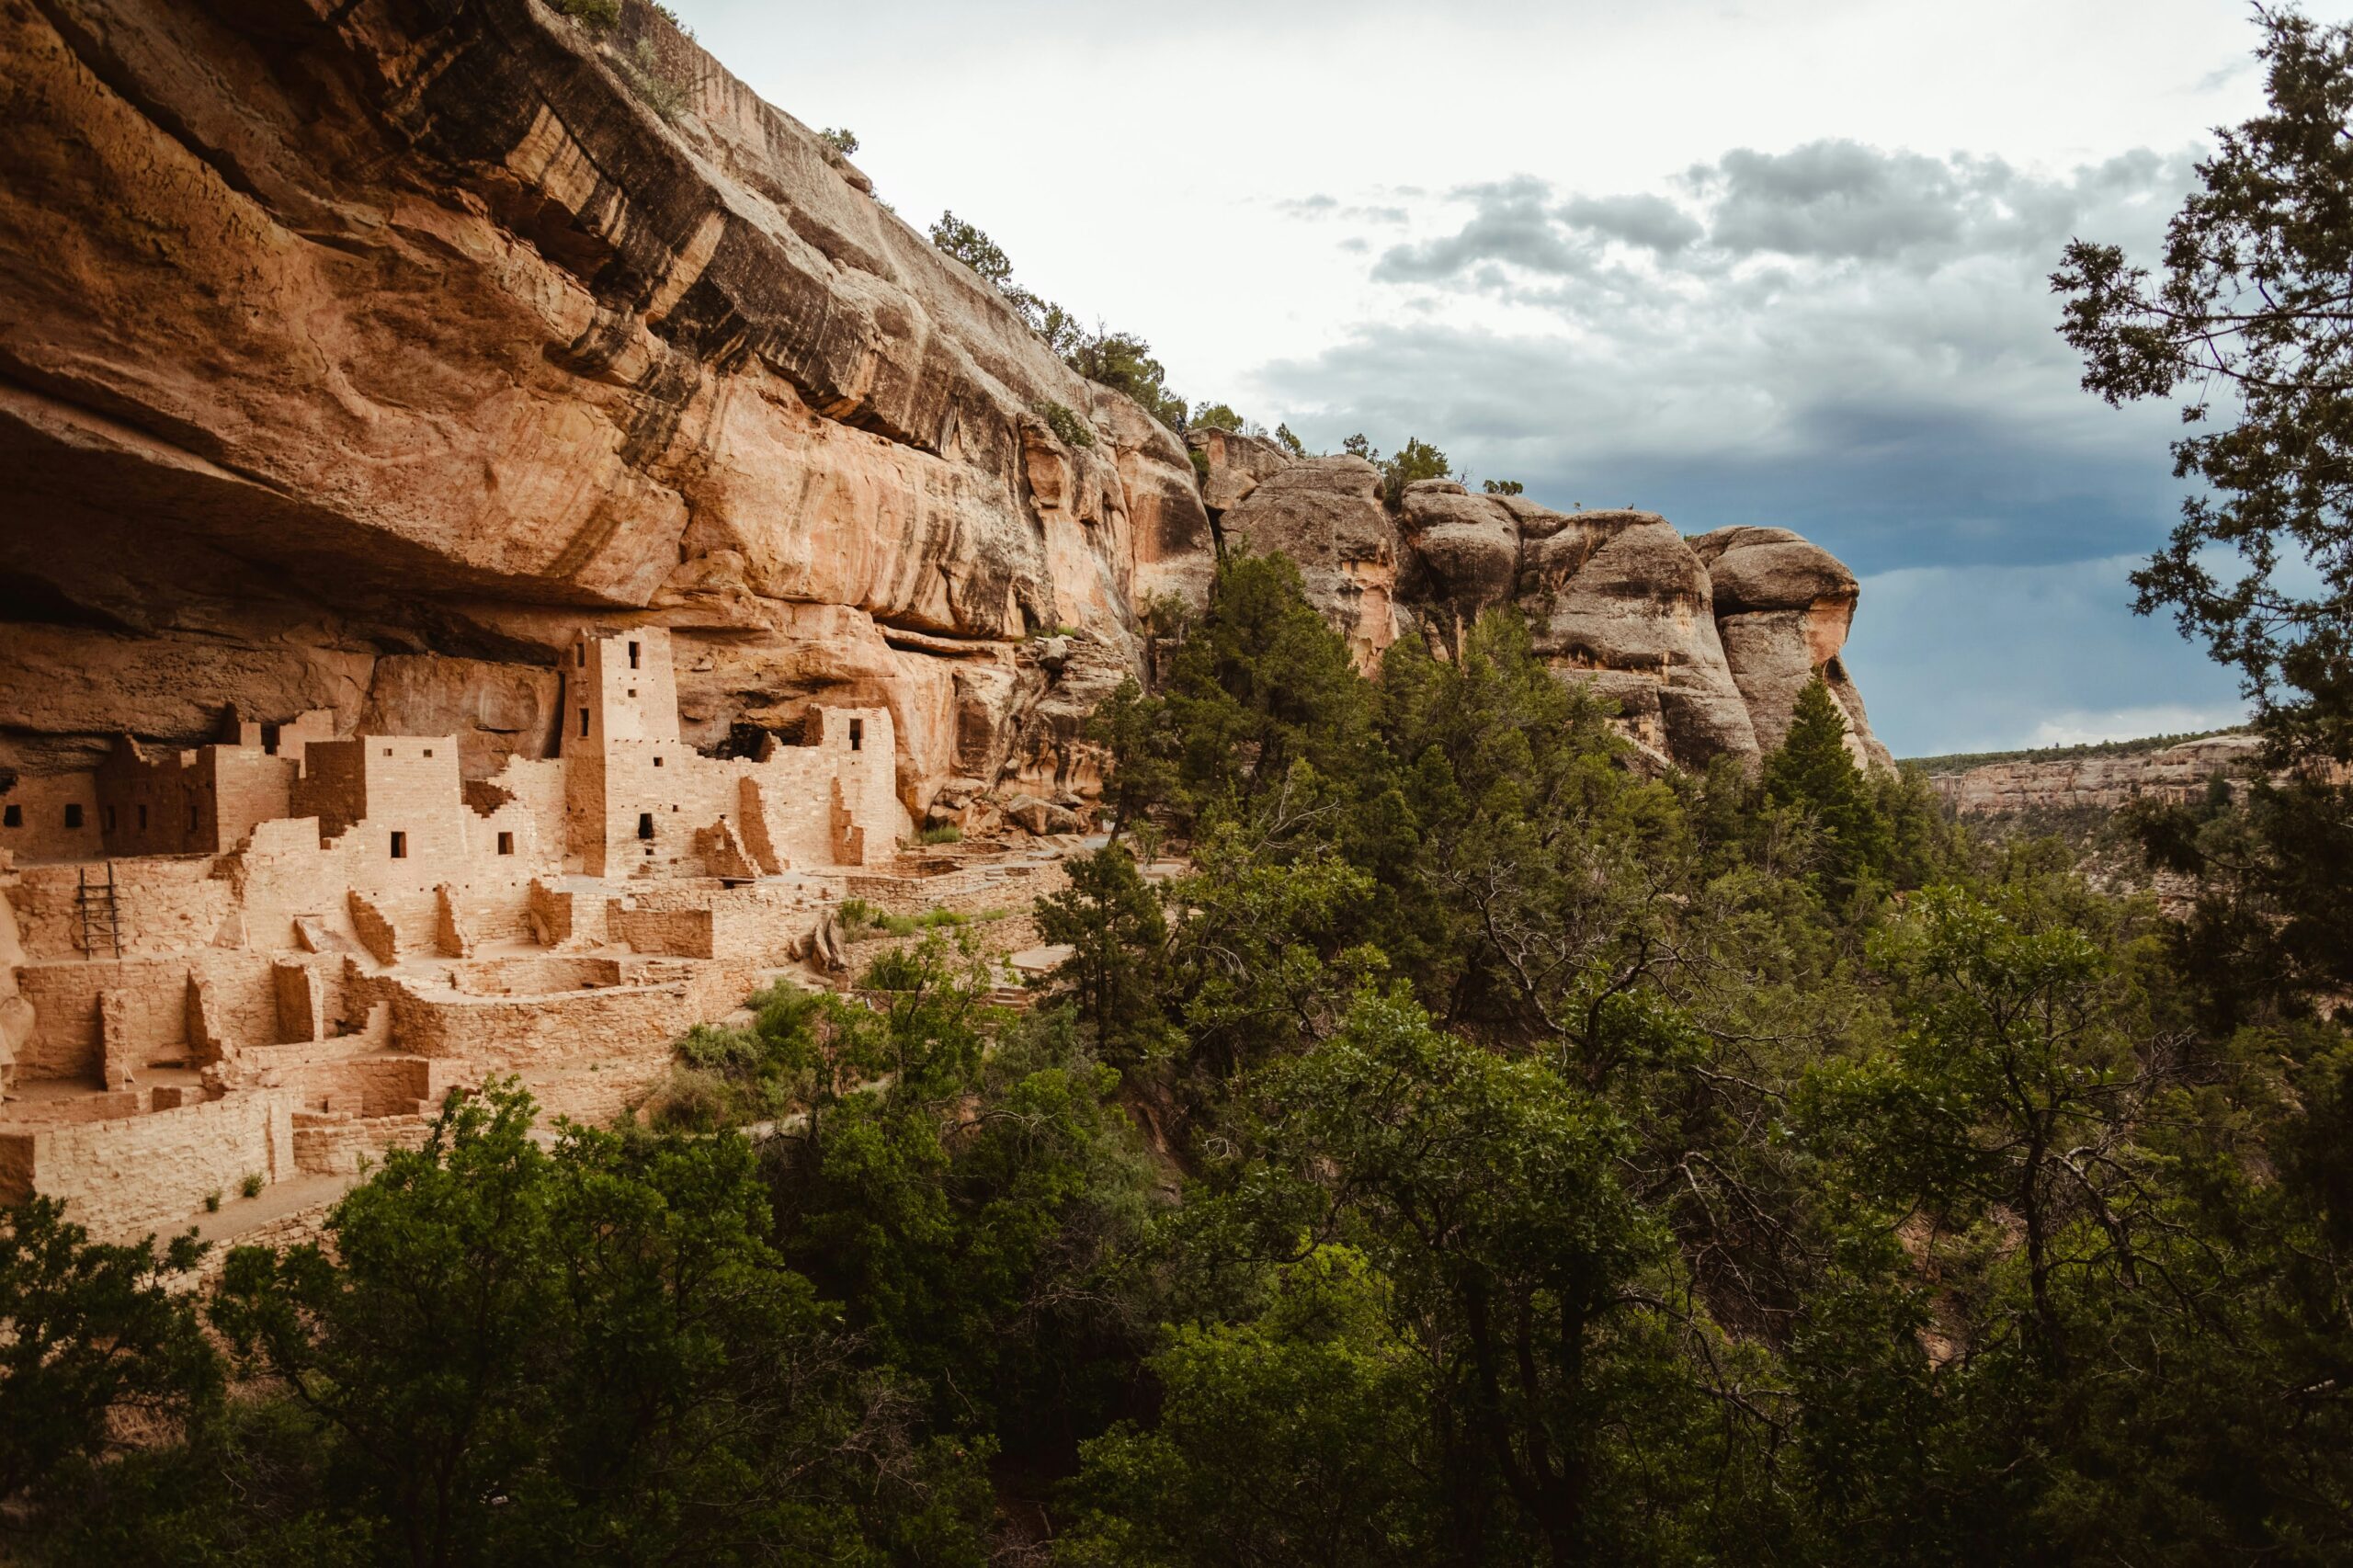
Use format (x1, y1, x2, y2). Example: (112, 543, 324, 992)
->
(628, 641, 641, 669)
(496, 831, 515, 856)
(637, 812, 654, 840)
(848, 718, 864, 752)
(2, 805, 19, 828)
(390, 831, 407, 859)
(579, 709, 591, 738)
(65, 804, 83, 830)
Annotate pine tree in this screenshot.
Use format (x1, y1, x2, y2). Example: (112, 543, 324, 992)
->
(1763, 675, 1889, 892)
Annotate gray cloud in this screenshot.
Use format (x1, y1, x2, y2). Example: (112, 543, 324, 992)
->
(1370, 176, 1589, 281)
(1559, 192, 1704, 253)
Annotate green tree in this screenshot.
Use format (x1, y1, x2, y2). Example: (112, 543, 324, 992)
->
(0, 1199, 217, 1501)
(1160, 552, 1374, 823)
(1201, 990, 1783, 1566)
(1762, 675, 1890, 893)
(1378, 436, 1450, 506)
(928, 210, 1015, 290)
(212, 1082, 983, 1565)
(2055, 10, 2353, 759)
(1058, 1249, 1438, 1568)
(1037, 846, 1175, 1064)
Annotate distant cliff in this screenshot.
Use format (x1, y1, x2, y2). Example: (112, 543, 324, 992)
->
(1925, 733, 2262, 815)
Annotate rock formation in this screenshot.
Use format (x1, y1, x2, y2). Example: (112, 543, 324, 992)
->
(0, 0, 1208, 822)
(0, 0, 1888, 820)
(1200, 447, 1889, 770)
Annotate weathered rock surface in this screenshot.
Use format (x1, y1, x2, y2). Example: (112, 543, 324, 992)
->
(1928, 734, 2265, 814)
(1192, 443, 1887, 769)
(0, 0, 1208, 814)
(1688, 527, 1891, 769)
(0, 0, 1892, 811)
(1217, 457, 1404, 673)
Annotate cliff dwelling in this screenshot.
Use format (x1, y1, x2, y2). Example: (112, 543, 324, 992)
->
(0, 628, 1051, 1236)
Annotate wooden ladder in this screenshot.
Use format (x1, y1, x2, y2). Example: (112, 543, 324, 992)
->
(76, 861, 122, 960)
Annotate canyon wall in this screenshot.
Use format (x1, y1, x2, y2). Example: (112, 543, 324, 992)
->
(0, 0, 1886, 812)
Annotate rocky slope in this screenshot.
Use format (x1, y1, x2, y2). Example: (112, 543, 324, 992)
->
(0, 0, 1887, 820)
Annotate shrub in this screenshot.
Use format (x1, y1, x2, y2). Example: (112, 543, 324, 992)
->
(555, 0, 620, 27)
(620, 37, 687, 121)
(1035, 400, 1096, 449)
(238, 1173, 264, 1199)
(1379, 437, 1451, 506)
(862, 948, 928, 992)
(917, 823, 964, 845)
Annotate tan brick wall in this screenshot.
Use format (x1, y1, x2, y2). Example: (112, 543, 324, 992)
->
(14, 1090, 297, 1239)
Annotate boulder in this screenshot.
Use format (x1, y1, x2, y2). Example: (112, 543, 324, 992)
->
(1688, 528, 1889, 767)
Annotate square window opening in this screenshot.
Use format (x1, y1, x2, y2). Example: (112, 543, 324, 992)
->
(390, 831, 407, 859)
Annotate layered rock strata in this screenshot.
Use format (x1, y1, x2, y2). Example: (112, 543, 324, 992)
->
(0, 0, 1209, 815)
(0, 0, 1888, 812)
(1928, 734, 2264, 815)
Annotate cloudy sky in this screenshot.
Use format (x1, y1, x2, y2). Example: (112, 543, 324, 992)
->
(670, 0, 2342, 756)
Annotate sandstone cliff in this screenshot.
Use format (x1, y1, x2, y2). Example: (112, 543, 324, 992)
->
(0, 0, 1211, 825)
(1, 0, 1888, 814)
